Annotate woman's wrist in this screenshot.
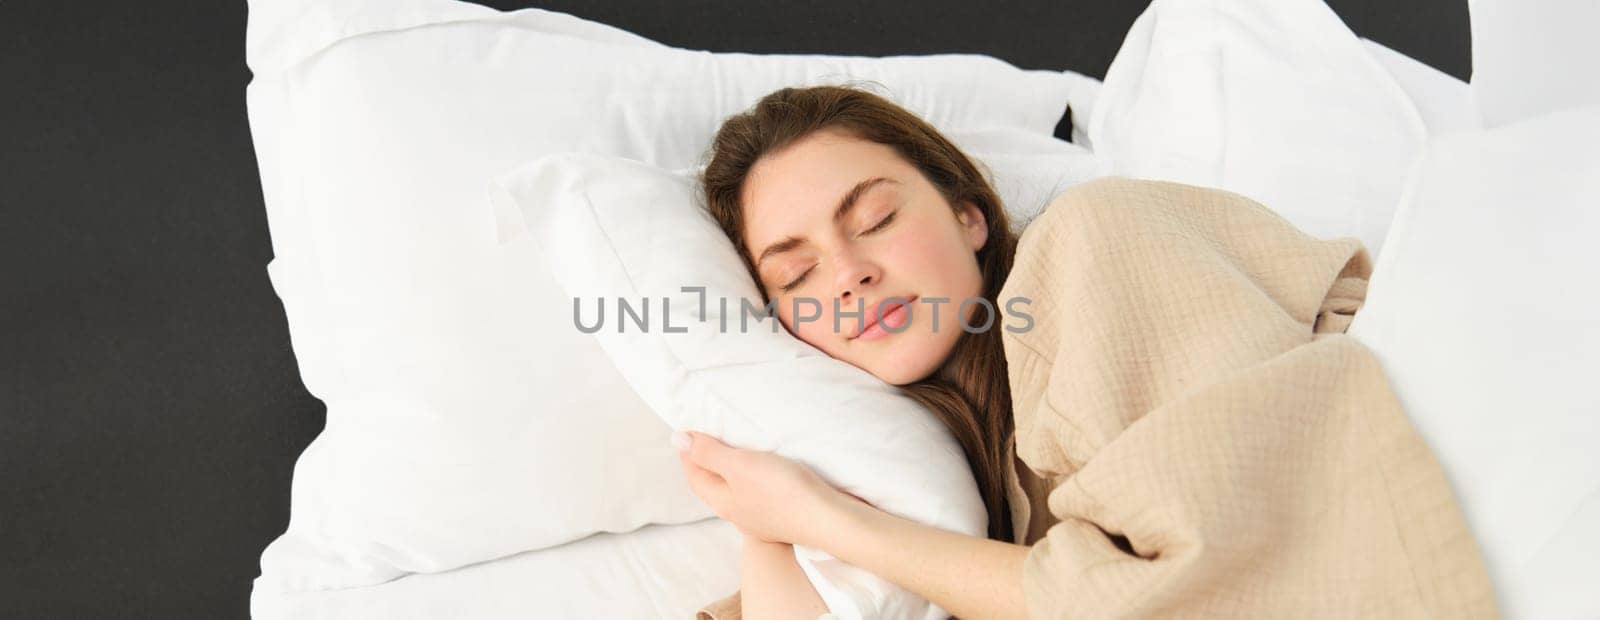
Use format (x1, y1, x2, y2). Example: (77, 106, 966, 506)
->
(738, 532, 833, 619)
(802, 488, 879, 555)
(800, 495, 1034, 620)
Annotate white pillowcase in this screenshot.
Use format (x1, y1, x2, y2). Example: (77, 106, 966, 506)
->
(245, 0, 1090, 596)
(1347, 105, 1600, 619)
(491, 153, 988, 620)
(1086, 0, 1425, 258)
(1467, 0, 1600, 128)
(244, 0, 662, 74)
(942, 126, 1111, 233)
(1360, 39, 1481, 136)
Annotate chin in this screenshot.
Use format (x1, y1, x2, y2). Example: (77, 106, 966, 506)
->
(863, 344, 945, 386)
(894, 370, 938, 386)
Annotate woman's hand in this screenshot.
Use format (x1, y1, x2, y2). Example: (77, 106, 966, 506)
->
(674, 430, 869, 548)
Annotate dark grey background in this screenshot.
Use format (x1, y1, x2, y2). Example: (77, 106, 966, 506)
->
(0, 1, 1467, 618)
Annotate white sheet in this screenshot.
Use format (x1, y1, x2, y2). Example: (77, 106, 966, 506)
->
(252, 518, 743, 619)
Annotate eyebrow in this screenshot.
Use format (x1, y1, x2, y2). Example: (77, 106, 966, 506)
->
(754, 177, 898, 268)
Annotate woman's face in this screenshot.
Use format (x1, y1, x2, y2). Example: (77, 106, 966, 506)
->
(740, 128, 987, 385)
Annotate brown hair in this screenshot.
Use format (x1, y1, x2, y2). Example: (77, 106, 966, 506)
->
(700, 85, 1019, 543)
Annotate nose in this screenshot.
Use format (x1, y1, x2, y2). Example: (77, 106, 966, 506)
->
(834, 249, 880, 303)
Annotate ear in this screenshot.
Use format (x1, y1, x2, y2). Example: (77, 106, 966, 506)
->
(956, 201, 988, 252)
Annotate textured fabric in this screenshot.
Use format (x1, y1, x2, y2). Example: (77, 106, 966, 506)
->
(697, 590, 741, 620)
(698, 176, 1498, 619)
(1001, 177, 1497, 618)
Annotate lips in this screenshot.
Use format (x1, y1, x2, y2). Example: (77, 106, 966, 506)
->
(851, 295, 918, 340)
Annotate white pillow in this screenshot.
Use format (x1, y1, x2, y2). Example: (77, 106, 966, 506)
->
(1360, 39, 1481, 136)
(1086, 0, 1425, 258)
(491, 152, 988, 620)
(244, 0, 663, 74)
(1347, 105, 1600, 619)
(245, 0, 1088, 596)
(942, 126, 1111, 233)
(1467, 0, 1600, 128)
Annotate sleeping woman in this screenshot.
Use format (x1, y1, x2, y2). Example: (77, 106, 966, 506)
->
(680, 86, 1496, 619)
(687, 84, 1030, 619)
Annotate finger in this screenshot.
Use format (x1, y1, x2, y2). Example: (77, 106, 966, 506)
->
(677, 450, 730, 506)
(682, 431, 740, 474)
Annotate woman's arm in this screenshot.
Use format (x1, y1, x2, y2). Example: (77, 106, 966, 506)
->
(739, 534, 831, 619)
(815, 496, 1030, 620)
(675, 431, 1028, 619)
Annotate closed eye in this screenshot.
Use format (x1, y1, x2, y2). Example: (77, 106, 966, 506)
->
(861, 210, 896, 235)
(778, 211, 895, 294)
(779, 266, 814, 293)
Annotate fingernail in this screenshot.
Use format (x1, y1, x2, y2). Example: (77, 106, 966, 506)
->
(670, 430, 691, 451)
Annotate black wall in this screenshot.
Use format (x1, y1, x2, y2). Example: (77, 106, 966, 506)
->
(0, 1, 1468, 618)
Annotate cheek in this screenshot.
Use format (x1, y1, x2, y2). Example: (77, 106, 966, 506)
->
(879, 228, 940, 272)
(777, 300, 843, 350)
(888, 227, 981, 293)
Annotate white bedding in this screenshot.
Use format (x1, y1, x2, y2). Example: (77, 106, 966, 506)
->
(245, 0, 1091, 602)
(250, 39, 1474, 620)
(252, 517, 742, 619)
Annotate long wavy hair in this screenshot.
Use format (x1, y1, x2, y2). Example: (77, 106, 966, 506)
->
(700, 85, 1019, 543)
